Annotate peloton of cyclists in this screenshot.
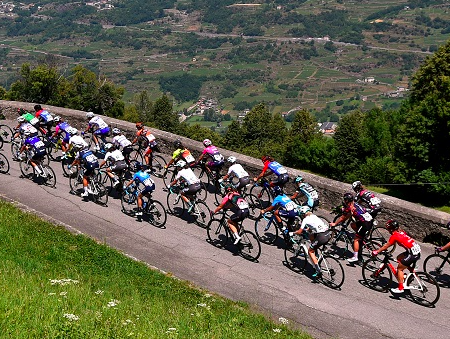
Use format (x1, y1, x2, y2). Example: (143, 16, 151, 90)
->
(212, 183, 250, 245)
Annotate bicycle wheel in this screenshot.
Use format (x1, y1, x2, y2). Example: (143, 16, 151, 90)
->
(146, 200, 167, 227)
(0, 124, 13, 142)
(121, 190, 137, 215)
(328, 229, 353, 260)
(10, 140, 21, 161)
(237, 230, 261, 261)
(319, 255, 345, 289)
(249, 185, 271, 209)
(129, 148, 144, 165)
(162, 168, 176, 187)
(362, 257, 393, 292)
(360, 239, 382, 262)
(41, 164, 56, 188)
(254, 214, 279, 245)
(207, 219, 229, 248)
(214, 183, 226, 206)
(423, 254, 450, 286)
(151, 154, 166, 178)
(0, 152, 10, 174)
(91, 181, 108, 206)
(166, 193, 185, 217)
(406, 271, 440, 307)
(19, 160, 34, 179)
(370, 226, 396, 254)
(191, 200, 211, 228)
(246, 193, 262, 220)
(0, 136, 3, 150)
(195, 182, 208, 202)
(69, 173, 84, 195)
(284, 239, 308, 273)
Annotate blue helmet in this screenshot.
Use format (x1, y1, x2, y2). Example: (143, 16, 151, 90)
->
(133, 162, 142, 172)
(272, 186, 283, 197)
(295, 175, 303, 183)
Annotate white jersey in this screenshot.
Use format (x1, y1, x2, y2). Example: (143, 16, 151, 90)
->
(69, 135, 88, 148)
(227, 163, 249, 179)
(300, 214, 329, 234)
(112, 134, 132, 148)
(105, 149, 125, 162)
(89, 116, 108, 129)
(20, 123, 38, 135)
(176, 168, 200, 185)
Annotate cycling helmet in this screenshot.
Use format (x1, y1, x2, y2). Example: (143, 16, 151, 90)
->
(23, 129, 31, 137)
(17, 116, 25, 123)
(53, 115, 61, 123)
(104, 143, 114, 152)
(295, 175, 303, 183)
(223, 182, 234, 192)
(298, 205, 311, 217)
(112, 128, 121, 135)
(272, 186, 283, 197)
(34, 104, 42, 112)
(72, 143, 83, 151)
(173, 139, 182, 148)
(175, 160, 186, 168)
(203, 138, 212, 147)
(386, 219, 399, 231)
(133, 162, 142, 172)
(68, 128, 78, 136)
(352, 181, 362, 192)
(86, 112, 94, 119)
(135, 122, 143, 129)
(343, 192, 354, 204)
(227, 156, 236, 164)
(261, 155, 273, 162)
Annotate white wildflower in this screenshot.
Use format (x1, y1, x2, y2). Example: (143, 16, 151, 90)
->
(197, 303, 211, 310)
(166, 327, 177, 334)
(278, 317, 289, 324)
(60, 291, 67, 296)
(107, 299, 120, 308)
(50, 278, 79, 286)
(95, 290, 104, 295)
(273, 328, 282, 333)
(63, 313, 79, 321)
(204, 293, 212, 298)
(48, 293, 56, 295)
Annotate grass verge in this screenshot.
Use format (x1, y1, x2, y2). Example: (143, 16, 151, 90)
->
(0, 200, 311, 338)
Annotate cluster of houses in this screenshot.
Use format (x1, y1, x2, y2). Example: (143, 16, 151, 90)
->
(0, 1, 14, 17)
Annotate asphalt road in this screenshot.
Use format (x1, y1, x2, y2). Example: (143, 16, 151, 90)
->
(0, 120, 449, 339)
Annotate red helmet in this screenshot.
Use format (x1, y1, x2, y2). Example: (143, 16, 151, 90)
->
(386, 219, 399, 231)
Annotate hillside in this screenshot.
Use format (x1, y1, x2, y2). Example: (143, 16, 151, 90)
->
(0, 0, 449, 120)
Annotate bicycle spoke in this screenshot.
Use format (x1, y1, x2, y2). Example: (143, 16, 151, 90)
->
(0, 153, 10, 174)
(407, 271, 440, 307)
(237, 230, 261, 261)
(423, 254, 450, 287)
(146, 200, 167, 227)
(207, 219, 229, 248)
(362, 258, 393, 292)
(192, 200, 211, 228)
(318, 255, 345, 289)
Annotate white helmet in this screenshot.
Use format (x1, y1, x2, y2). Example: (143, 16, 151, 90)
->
(53, 115, 61, 123)
(68, 127, 78, 136)
(104, 143, 114, 151)
(203, 139, 212, 147)
(298, 205, 311, 217)
(112, 128, 121, 135)
(175, 160, 186, 168)
(17, 116, 25, 123)
(86, 112, 94, 119)
(227, 156, 236, 164)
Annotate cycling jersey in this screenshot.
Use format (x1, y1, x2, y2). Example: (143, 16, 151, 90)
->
(176, 168, 200, 185)
(77, 149, 99, 171)
(35, 109, 53, 123)
(300, 214, 329, 234)
(22, 113, 39, 125)
(112, 134, 132, 148)
(272, 194, 298, 221)
(136, 128, 156, 144)
(19, 123, 38, 136)
(220, 192, 249, 211)
(104, 149, 125, 163)
(296, 182, 319, 208)
(356, 189, 382, 216)
(342, 202, 373, 223)
(54, 121, 72, 143)
(172, 148, 195, 165)
(388, 231, 421, 255)
(69, 135, 88, 149)
(133, 171, 155, 188)
(227, 163, 249, 179)
(24, 136, 46, 158)
(262, 160, 287, 176)
(202, 145, 224, 163)
(88, 116, 108, 130)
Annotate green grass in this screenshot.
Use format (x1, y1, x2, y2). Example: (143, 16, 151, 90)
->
(0, 200, 310, 338)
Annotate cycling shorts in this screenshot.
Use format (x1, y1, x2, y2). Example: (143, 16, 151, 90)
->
(272, 173, 289, 186)
(355, 220, 372, 238)
(94, 127, 110, 136)
(310, 230, 331, 250)
(182, 182, 202, 196)
(230, 208, 249, 223)
(122, 145, 133, 158)
(144, 141, 158, 155)
(400, 251, 421, 267)
(141, 184, 155, 196)
(207, 160, 224, 168)
(235, 176, 250, 191)
(109, 160, 128, 172)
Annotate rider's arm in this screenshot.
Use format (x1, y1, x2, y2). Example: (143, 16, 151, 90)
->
(99, 160, 107, 168)
(329, 212, 350, 227)
(212, 203, 225, 214)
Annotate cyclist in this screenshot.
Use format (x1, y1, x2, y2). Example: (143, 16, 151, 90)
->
(51, 116, 74, 153)
(290, 175, 319, 210)
(14, 116, 39, 139)
(259, 186, 298, 242)
(70, 143, 100, 198)
(254, 155, 289, 190)
(17, 108, 39, 126)
(221, 156, 250, 194)
(168, 160, 202, 207)
(290, 206, 331, 277)
(352, 181, 382, 218)
(330, 192, 374, 263)
(165, 139, 196, 169)
(123, 162, 156, 218)
(196, 139, 224, 179)
(84, 111, 110, 151)
(18, 130, 47, 175)
(111, 128, 134, 164)
(212, 183, 250, 245)
(132, 122, 158, 171)
(68, 128, 88, 152)
(99, 143, 128, 188)
(372, 220, 421, 294)
(34, 104, 54, 136)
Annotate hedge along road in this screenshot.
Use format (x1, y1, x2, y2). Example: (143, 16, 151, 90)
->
(0, 120, 449, 339)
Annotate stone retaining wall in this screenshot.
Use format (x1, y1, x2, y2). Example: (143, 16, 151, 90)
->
(2, 100, 449, 244)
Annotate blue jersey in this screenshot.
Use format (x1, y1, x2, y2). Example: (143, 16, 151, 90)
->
(297, 182, 319, 208)
(268, 161, 287, 176)
(272, 194, 297, 211)
(56, 121, 72, 142)
(25, 136, 47, 157)
(133, 171, 155, 187)
(38, 110, 53, 123)
(78, 149, 99, 169)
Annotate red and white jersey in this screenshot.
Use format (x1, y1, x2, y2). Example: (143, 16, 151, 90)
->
(388, 231, 421, 255)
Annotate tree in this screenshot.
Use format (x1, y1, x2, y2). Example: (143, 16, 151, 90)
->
(222, 120, 243, 151)
(289, 109, 320, 144)
(133, 91, 153, 122)
(150, 95, 179, 133)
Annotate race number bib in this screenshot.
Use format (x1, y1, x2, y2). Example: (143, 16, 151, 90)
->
(278, 167, 287, 174)
(85, 154, 97, 163)
(143, 178, 154, 186)
(184, 154, 195, 163)
(370, 197, 381, 205)
(311, 191, 319, 199)
(34, 141, 45, 148)
(361, 212, 373, 222)
(237, 200, 249, 209)
(285, 201, 296, 211)
(214, 154, 224, 162)
(411, 243, 421, 255)
(30, 117, 40, 125)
